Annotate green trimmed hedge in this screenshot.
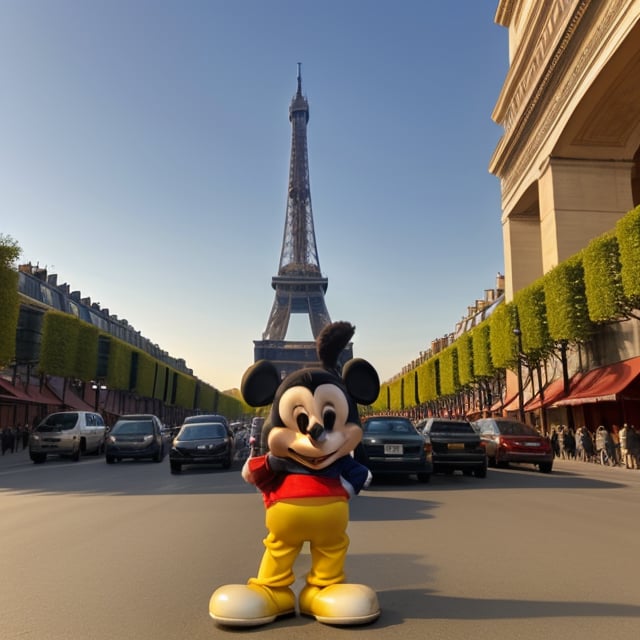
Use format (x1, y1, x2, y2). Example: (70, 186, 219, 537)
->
(0, 266, 19, 367)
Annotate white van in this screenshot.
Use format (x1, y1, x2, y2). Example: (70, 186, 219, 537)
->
(29, 411, 107, 463)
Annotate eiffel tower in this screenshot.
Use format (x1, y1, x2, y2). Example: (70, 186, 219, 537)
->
(254, 64, 352, 377)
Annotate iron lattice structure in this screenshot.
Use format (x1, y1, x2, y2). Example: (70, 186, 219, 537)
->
(254, 65, 351, 376)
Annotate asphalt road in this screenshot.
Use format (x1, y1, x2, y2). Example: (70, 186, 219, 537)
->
(1, 448, 639, 640)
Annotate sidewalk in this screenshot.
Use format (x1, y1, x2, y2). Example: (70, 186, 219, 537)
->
(0, 445, 30, 468)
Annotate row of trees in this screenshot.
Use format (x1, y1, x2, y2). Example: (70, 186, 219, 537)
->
(6, 202, 640, 421)
(0, 234, 248, 419)
(371, 204, 640, 416)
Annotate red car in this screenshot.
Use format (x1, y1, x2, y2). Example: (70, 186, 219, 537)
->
(472, 418, 553, 473)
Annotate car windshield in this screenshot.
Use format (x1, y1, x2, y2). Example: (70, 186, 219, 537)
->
(112, 420, 154, 436)
(498, 421, 540, 436)
(179, 423, 227, 440)
(428, 421, 474, 434)
(364, 419, 414, 434)
(37, 413, 79, 431)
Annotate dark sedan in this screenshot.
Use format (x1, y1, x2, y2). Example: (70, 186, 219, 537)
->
(169, 421, 234, 474)
(417, 417, 487, 478)
(472, 417, 553, 473)
(105, 414, 166, 463)
(354, 416, 432, 483)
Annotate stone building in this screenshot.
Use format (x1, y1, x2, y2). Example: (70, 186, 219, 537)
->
(490, 1, 640, 429)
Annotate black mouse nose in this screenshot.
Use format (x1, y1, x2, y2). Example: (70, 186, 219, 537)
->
(308, 423, 325, 442)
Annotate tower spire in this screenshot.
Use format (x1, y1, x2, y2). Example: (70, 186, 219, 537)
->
(253, 67, 346, 378)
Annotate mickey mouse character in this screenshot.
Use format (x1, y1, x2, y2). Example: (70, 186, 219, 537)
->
(209, 321, 380, 627)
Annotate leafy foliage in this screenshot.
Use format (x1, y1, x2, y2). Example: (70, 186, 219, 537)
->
(582, 233, 628, 322)
(402, 369, 418, 407)
(0, 267, 19, 367)
(514, 280, 553, 362)
(0, 234, 21, 268)
(544, 255, 593, 342)
(39, 311, 79, 377)
(457, 333, 473, 386)
(388, 377, 402, 411)
(417, 358, 438, 403)
(471, 322, 494, 377)
(489, 302, 518, 369)
(616, 204, 640, 306)
(439, 345, 459, 396)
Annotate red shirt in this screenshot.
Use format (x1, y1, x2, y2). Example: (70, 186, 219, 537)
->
(248, 455, 350, 508)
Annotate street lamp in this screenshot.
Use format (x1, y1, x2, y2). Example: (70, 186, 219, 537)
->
(512, 328, 525, 423)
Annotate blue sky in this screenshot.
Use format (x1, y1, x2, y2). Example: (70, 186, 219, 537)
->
(0, 0, 509, 391)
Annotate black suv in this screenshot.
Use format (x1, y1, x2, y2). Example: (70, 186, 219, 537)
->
(416, 417, 487, 478)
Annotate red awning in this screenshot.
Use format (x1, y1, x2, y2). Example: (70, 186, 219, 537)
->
(554, 357, 640, 406)
(45, 378, 96, 411)
(58, 389, 96, 412)
(525, 377, 572, 411)
(28, 384, 64, 407)
(0, 377, 33, 402)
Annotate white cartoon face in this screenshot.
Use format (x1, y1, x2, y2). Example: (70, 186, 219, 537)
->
(267, 383, 362, 470)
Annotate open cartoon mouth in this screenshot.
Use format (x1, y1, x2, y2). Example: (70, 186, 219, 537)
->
(289, 448, 337, 466)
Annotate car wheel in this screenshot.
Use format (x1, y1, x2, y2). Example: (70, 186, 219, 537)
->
(474, 464, 487, 478)
(106, 455, 115, 464)
(30, 452, 47, 464)
(495, 452, 507, 468)
(153, 448, 163, 463)
(417, 472, 431, 483)
(539, 461, 553, 473)
(222, 453, 232, 469)
(71, 445, 81, 462)
(488, 455, 497, 468)
(170, 461, 182, 474)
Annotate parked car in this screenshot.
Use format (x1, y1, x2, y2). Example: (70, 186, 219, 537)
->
(354, 416, 432, 482)
(416, 417, 487, 478)
(472, 417, 554, 473)
(29, 411, 106, 463)
(169, 420, 235, 474)
(105, 414, 166, 463)
(183, 414, 229, 427)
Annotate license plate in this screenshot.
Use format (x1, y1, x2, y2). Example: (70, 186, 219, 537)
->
(448, 443, 464, 449)
(384, 444, 403, 455)
(524, 442, 541, 447)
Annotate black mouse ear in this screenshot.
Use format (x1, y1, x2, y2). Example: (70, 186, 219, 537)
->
(241, 360, 280, 407)
(342, 358, 380, 405)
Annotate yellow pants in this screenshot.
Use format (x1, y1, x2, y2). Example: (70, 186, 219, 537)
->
(249, 498, 349, 589)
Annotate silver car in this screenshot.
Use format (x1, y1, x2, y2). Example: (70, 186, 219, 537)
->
(29, 411, 106, 463)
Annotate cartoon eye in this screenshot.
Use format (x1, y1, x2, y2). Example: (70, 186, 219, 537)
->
(322, 407, 336, 431)
(296, 412, 310, 433)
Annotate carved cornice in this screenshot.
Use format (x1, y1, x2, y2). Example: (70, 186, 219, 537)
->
(495, 0, 629, 204)
(497, 0, 577, 133)
(495, 0, 517, 27)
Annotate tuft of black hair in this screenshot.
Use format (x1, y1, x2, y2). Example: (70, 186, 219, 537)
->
(317, 321, 355, 371)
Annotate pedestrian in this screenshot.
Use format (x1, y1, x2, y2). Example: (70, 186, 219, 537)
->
(2, 425, 15, 455)
(15, 424, 23, 450)
(611, 424, 622, 465)
(22, 422, 30, 449)
(551, 426, 560, 458)
(561, 426, 576, 459)
(619, 424, 636, 469)
(595, 425, 616, 466)
(629, 425, 640, 469)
